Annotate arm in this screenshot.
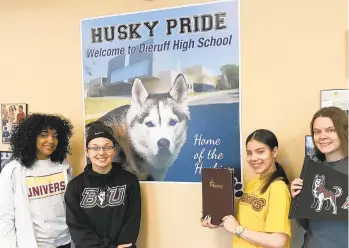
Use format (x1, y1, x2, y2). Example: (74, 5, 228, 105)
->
(0, 167, 17, 248)
(238, 228, 287, 248)
(223, 181, 291, 248)
(64, 182, 115, 248)
(222, 217, 288, 248)
(117, 177, 142, 247)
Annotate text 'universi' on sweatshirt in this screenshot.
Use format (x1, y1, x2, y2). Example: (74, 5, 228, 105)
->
(64, 162, 141, 248)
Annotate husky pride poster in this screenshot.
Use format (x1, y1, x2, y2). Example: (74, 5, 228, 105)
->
(81, 0, 242, 192)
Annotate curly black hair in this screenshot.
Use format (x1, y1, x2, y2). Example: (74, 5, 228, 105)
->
(9, 113, 74, 168)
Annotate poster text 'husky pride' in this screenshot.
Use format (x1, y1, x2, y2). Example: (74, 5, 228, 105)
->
(90, 12, 228, 43)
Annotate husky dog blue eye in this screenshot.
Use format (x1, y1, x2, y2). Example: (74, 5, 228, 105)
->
(95, 73, 190, 181)
(169, 119, 178, 126)
(145, 121, 155, 127)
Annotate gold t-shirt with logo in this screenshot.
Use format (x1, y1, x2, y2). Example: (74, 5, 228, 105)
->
(232, 178, 291, 248)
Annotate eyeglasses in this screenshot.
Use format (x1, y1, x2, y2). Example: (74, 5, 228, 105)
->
(87, 146, 115, 153)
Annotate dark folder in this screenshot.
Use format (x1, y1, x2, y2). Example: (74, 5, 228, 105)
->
(289, 156, 348, 222)
(201, 168, 234, 225)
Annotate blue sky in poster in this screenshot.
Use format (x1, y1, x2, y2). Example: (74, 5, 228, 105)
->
(81, 0, 239, 82)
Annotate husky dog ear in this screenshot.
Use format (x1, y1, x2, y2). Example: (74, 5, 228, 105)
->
(132, 77, 148, 107)
(169, 74, 188, 104)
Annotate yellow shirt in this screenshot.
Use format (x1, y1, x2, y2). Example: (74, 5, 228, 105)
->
(232, 178, 291, 248)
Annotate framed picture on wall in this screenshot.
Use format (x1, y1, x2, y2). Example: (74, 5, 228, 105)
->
(0, 151, 12, 173)
(1, 103, 28, 144)
(305, 135, 320, 162)
(320, 89, 349, 114)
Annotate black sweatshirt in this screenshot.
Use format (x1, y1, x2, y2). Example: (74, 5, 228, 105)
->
(65, 163, 141, 248)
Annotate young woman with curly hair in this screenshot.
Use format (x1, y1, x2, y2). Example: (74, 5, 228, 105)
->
(0, 113, 74, 248)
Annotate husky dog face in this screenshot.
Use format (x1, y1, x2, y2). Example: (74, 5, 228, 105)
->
(126, 74, 190, 169)
(313, 174, 325, 187)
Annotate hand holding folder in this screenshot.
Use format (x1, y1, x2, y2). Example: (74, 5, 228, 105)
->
(289, 156, 348, 222)
(201, 168, 235, 226)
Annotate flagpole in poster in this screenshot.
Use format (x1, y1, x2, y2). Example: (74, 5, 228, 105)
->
(80, 0, 242, 197)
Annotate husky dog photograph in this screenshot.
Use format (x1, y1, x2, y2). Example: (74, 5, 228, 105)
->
(95, 74, 190, 181)
(311, 174, 343, 215)
(81, 0, 242, 185)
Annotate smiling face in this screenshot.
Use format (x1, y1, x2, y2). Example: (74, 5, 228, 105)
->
(86, 137, 116, 174)
(36, 128, 58, 160)
(312, 117, 342, 160)
(246, 139, 278, 177)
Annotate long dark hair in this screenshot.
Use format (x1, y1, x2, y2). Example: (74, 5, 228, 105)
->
(10, 113, 74, 168)
(246, 129, 289, 194)
(310, 106, 348, 162)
